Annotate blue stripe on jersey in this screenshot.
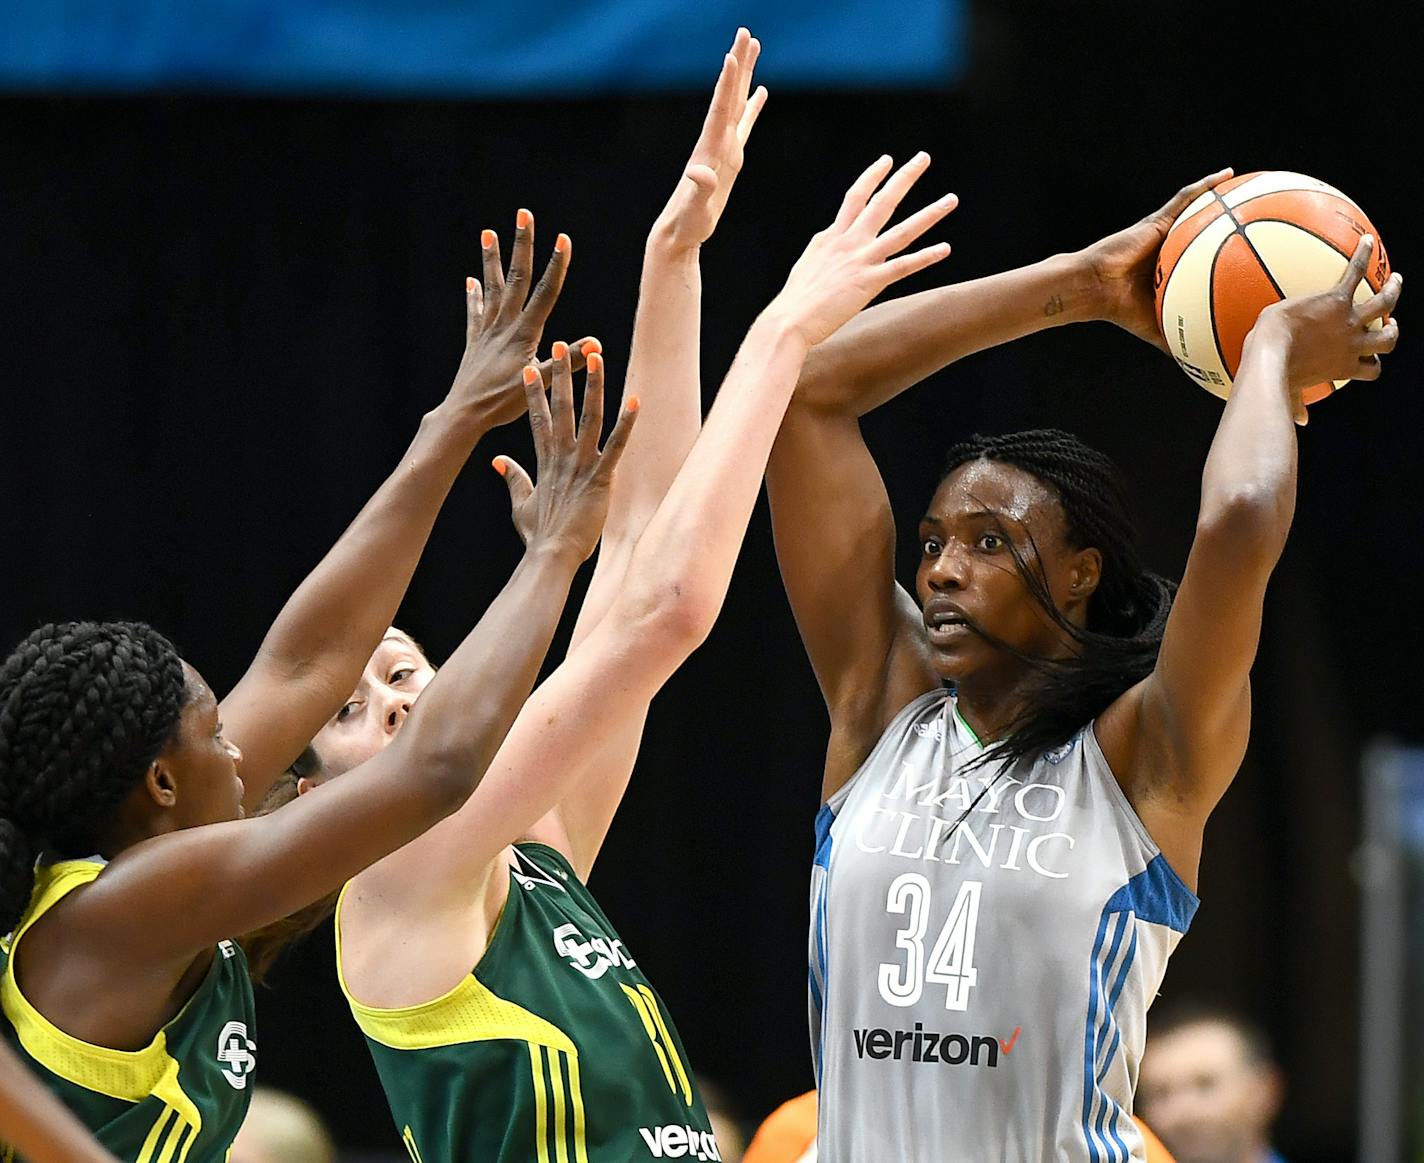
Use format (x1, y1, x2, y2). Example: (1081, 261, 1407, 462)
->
(1082, 857, 1199, 1161)
(810, 804, 836, 1081)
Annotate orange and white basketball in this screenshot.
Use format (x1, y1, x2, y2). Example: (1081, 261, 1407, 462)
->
(1154, 171, 1391, 405)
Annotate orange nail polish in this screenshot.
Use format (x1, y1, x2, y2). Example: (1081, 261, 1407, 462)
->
(517, 208, 532, 229)
(552, 341, 569, 360)
(481, 229, 495, 248)
(587, 352, 603, 373)
(465, 276, 475, 293)
(555, 233, 570, 253)
(492, 458, 507, 476)
(581, 339, 601, 357)
(626, 395, 640, 412)
(522, 367, 540, 384)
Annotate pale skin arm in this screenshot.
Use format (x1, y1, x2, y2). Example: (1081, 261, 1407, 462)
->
(532, 29, 767, 869)
(352, 147, 958, 979)
(223, 219, 584, 810)
(765, 170, 1236, 798)
(1097, 239, 1402, 888)
(0, 1040, 120, 1163)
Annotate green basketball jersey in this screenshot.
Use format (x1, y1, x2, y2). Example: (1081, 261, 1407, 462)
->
(0, 860, 257, 1163)
(336, 842, 719, 1162)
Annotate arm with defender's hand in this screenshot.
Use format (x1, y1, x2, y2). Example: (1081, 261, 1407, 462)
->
(0, 1040, 120, 1163)
(766, 169, 1235, 796)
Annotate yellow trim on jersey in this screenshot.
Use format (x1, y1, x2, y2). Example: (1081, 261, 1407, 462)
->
(334, 884, 576, 1053)
(2, 860, 204, 1145)
(620, 984, 693, 1106)
(527, 1044, 588, 1163)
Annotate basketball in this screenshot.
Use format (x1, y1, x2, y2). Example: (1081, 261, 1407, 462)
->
(1154, 171, 1392, 404)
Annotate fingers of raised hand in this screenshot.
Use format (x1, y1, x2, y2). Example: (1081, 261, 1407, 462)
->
(521, 365, 554, 460)
(548, 342, 577, 446)
(875, 241, 954, 293)
(873, 190, 958, 260)
(522, 232, 572, 333)
(834, 155, 895, 232)
(1361, 317, 1400, 359)
(498, 209, 536, 324)
(481, 230, 505, 318)
(1337, 234, 1377, 299)
(534, 335, 596, 389)
(465, 276, 484, 343)
(493, 455, 535, 515)
(576, 350, 606, 455)
(595, 392, 640, 477)
(855, 152, 932, 239)
(1356, 269, 1402, 326)
(737, 84, 768, 150)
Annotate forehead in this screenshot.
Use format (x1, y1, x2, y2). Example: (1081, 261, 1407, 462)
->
(927, 460, 1065, 533)
(1147, 1022, 1251, 1072)
(180, 661, 217, 710)
(368, 631, 428, 666)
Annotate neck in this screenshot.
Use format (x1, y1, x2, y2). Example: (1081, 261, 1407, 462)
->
(952, 667, 1042, 744)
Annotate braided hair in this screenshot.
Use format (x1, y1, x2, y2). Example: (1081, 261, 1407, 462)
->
(0, 621, 189, 932)
(938, 429, 1175, 769)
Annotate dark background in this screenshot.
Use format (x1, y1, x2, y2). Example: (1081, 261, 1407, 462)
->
(1, 3, 1418, 1160)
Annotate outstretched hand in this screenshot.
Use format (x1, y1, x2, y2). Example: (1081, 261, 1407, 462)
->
(446, 214, 595, 429)
(653, 27, 767, 252)
(1083, 167, 1234, 352)
(767, 152, 957, 349)
(1250, 235, 1402, 424)
(494, 344, 640, 562)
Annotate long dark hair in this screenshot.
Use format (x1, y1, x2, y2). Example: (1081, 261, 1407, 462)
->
(0, 621, 188, 933)
(939, 429, 1175, 769)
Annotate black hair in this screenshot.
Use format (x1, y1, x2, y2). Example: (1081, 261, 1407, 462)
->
(0, 621, 189, 933)
(1147, 998, 1276, 1067)
(937, 429, 1175, 770)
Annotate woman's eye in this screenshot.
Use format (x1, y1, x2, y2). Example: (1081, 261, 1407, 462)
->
(336, 701, 359, 723)
(922, 539, 942, 556)
(390, 668, 414, 685)
(978, 533, 1003, 552)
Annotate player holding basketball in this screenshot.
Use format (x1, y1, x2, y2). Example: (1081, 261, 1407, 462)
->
(275, 33, 956, 1161)
(768, 171, 1401, 1161)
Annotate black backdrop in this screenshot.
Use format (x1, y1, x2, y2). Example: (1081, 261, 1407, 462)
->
(1, 4, 1418, 1159)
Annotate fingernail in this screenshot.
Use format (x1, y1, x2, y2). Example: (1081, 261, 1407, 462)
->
(555, 232, 570, 253)
(587, 352, 603, 373)
(916, 150, 930, 163)
(492, 457, 507, 476)
(581, 339, 602, 357)
(465, 276, 475, 293)
(481, 229, 495, 248)
(517, 208, 532, 229)
(552, 340, 569, 360)
(626, 395, 640, 413)
(522, 367, 540, 384)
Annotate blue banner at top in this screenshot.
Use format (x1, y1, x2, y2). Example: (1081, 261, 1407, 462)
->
(0, 1, 964, 95)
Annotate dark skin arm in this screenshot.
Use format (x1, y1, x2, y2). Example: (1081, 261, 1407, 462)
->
(765, 170, 1232, 799)
(15, 367, 638, 1051)
(223, 216, 591, 810)
(1097, 239, 1402, 887)
(0, 1040, 120, 1163)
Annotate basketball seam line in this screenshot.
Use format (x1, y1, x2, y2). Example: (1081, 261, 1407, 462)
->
(1206, 188, 1287, 379)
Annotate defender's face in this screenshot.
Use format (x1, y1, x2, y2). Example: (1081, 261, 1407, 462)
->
(310, 631, 436, 779)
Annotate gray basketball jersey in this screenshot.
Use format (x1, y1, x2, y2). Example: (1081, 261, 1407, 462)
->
(809, 690, 1197, 1162)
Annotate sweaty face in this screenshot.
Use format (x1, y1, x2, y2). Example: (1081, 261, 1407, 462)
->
(310, 631, 436, 779)
(162, 663, 245, 827)
(915, 460, 1095, 685)
(1136, 1022, 1280, 1163)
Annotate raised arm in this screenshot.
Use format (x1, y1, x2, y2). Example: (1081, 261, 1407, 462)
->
(374, 151, 957, 890)
(541, 30, 765, 864)
(61, 368, 636, 970)
(766, 170, 1233, 796)
(222, 219, 579, 809)
(1096, 237, 1401, 886)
